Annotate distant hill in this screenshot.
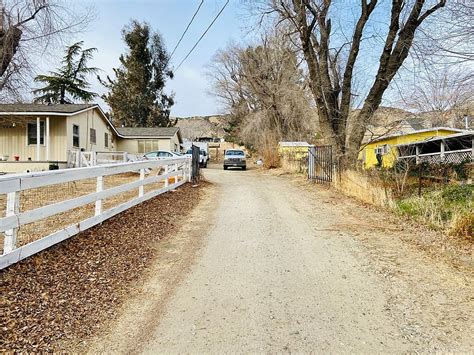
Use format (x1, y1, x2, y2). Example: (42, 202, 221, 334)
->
(175, 115, 230, 140)
(175, 104, 472, 143)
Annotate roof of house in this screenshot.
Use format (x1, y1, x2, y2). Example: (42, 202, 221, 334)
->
(369, 127, 466, 144)
(395, 131, 474, 147)
(404, 117, 427, 131)
(279, 141, 312, 147)
(0, 104, 96, 114)
(0, 103, 182, 141)
(116, 127, 180, 138)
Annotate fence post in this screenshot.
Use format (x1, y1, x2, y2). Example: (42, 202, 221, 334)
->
(440, 140, 445, 162)
(188, 160, 192, 182)
(164, 165, 169, 188)
(4, 191, 20, 254)
(139, 168, 145, 197)
(95, 175, 104, 216)
(174, 163, 178, 184)
(418, 163, 423, 197)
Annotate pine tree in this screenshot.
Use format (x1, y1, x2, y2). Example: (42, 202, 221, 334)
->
(99, 20, 175, 127)
(33, 42, 98, 104)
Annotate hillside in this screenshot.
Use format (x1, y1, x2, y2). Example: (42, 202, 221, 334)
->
(175, 115, 230, 140)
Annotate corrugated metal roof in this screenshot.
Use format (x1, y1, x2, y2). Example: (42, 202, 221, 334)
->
(279, 141, 312, 147)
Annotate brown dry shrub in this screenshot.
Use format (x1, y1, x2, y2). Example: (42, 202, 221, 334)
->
(262, 139, 280, 169)
(449, 212, 474, 240)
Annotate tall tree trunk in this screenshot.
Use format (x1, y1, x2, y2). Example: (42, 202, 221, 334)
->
(284, 0, 446, 170)
(0, 26, 22, 77)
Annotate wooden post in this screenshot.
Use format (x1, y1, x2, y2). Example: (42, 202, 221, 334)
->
(4, 191, 20, 254)
(139, 168, 145, 197)
(415, 145, 420, 164)
(164, 165, 169, 188)
(95, 175, 103, 216)
(418, 163, 423, 197)
(45, 116, 50, 161)
(36, 116, 41, 161)
(174, 163, 178, 184)
(187, 160, 190, 182)
(440, 140, 445, 162)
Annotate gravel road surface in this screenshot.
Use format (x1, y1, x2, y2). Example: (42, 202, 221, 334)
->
(90, 165, 473, 353)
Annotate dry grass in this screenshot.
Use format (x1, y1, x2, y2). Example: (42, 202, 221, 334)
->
(262, 144, 280, 169)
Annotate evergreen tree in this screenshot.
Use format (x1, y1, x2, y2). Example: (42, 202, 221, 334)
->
(33, 42, 98, 104)
(99, 20, 175, 127)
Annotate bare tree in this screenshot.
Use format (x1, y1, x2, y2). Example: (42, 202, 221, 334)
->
(401, 66, 473, 127)
(265, 0, 447, 168)
(207, 33, 316, 150)
(412, 0, 474, 64)
(0, 0, 92, 101)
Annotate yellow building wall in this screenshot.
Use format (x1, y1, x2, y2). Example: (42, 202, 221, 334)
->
(0, 117, 67, 161)
(278, 145, 310, 159)
(361, 129, 460, 169)
(66, 108, 115, 154)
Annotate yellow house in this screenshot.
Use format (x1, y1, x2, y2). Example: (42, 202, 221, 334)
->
(360, 127, 465, 169)
(0, 104, 183, 173)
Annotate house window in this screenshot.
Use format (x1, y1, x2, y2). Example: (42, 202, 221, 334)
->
(138, 140, 160, 153)
(375, 145, 389, 155)
(104, 132, 109, 148)
(90, 128, 96, 144)
(73, 124, 80, 148)
(27, 121, 45, 145)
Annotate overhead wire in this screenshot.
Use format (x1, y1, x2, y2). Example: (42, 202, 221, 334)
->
(168, 0, 205, 61)
(174, 0, 230, 72)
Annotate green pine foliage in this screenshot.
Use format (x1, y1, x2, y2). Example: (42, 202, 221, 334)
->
(99, 20, 175, 128)
(33, 42, 99, 104)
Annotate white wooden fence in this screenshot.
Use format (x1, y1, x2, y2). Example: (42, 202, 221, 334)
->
(0, 157, 191, 269)
(67, 150, 129, 168)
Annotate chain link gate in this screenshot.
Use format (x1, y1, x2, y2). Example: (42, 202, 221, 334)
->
(308, 145, 333, 183)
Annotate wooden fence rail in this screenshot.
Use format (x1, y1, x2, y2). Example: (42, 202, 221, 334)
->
(0, 157, 191, 269)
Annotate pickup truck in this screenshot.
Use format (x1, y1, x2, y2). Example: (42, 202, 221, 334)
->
(185, 148, 208, 167)
(223, 149, 246, 170)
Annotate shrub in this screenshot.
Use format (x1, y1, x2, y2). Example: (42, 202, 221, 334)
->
(450, 212, 474, 241)
(396, 184, 473, 238)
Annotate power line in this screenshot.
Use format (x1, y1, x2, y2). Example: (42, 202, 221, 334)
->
(169, 0, 205, 61)
(175, 0, 229, 71)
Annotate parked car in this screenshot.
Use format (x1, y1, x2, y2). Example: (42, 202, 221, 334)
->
(185, 148, 207, 167)
(142, 150, 182, 160)
(223, 149, 246, 170)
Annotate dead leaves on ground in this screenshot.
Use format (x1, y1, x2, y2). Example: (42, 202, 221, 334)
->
(0, 183, 206, 352)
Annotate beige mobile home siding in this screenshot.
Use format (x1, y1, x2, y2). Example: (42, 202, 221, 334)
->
(116, 138, 138, 154)
(0, 117, 67, 161)
(66, 108, 115, 153)
(116, 135, 180, 154)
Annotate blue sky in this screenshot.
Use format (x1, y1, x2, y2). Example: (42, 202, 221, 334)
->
(42, 0, 249, 117)
(35, 0, 464, 116)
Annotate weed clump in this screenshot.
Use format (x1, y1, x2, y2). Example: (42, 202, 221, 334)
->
(396, 184, 473, 239)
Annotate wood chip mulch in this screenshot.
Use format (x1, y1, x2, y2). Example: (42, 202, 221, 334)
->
(0, 182, 207, 352)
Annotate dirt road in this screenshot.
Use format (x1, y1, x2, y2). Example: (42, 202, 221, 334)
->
(89, 165, 473, 353)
